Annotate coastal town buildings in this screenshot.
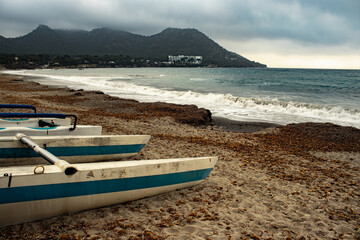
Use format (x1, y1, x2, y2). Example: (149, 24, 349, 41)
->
(168, 55, 203, 65)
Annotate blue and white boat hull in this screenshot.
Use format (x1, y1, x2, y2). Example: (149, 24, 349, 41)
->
(0, 156, 217, 226)
(0, 118, 72, 127)
(0, 135, 151, 166)
(0, 125, 102, 136)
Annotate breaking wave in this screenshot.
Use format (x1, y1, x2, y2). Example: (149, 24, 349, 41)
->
(5, 69, 360, 129)
(103, 80, 360, 128)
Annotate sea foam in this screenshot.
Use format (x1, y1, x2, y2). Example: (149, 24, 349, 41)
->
(4, 69, 360, 129)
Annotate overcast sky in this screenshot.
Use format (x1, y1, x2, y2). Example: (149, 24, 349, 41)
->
(0, 0, 359, 69)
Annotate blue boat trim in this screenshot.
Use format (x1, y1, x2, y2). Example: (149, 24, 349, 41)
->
(0, 168, 213, 204)
(28, 127, 57, 130)
(0, 144, 147, 158)
(1, 119, 29, 122)
(0, 113, 67, 119)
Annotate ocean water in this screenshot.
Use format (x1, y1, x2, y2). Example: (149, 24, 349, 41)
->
(6, 68, 360, 129)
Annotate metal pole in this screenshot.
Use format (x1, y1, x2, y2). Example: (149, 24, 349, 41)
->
(15, 133, 77, 175)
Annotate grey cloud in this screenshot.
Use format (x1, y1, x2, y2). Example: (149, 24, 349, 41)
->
(0, 0, 359, 48)
(200, 0, 359, 45)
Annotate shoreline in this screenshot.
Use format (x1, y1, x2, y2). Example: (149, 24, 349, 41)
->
(1, 72, 280, 133)
(1, 72, 359, 239)
(211, 116, 280, 133)
(3, 69, 360, 130)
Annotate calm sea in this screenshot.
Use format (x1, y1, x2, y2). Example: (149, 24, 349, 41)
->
(7, 68, 360, 129)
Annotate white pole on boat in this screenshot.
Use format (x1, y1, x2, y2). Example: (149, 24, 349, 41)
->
(15, 133, 78, 176)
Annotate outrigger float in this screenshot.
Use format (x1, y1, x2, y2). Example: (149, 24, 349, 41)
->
(0, 104, 218, 227)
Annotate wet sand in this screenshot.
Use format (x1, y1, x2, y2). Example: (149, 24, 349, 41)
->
(0, 72, 359, 239)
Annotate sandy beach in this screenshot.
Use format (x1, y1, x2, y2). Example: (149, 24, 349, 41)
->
(0, 72, 359, 239)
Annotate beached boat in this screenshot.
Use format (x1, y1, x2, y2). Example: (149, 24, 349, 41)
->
(0, 104, 72, 127)
(0, 105, 218, 227)
(0, 117, 72, 128)
(0, 124, 102, 136)
(0, 113, 102, 136)
(0, 104, 104, 136)
(0, 154, 217, 226)
(0, 134, 151, 166)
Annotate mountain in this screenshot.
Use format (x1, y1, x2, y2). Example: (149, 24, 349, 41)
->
(0, 25, 266, 67)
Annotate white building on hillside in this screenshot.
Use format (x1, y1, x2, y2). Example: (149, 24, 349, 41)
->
(168, 55, 203, 64)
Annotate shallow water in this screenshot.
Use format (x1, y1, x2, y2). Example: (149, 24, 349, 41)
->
(7, 68, 360, 129)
